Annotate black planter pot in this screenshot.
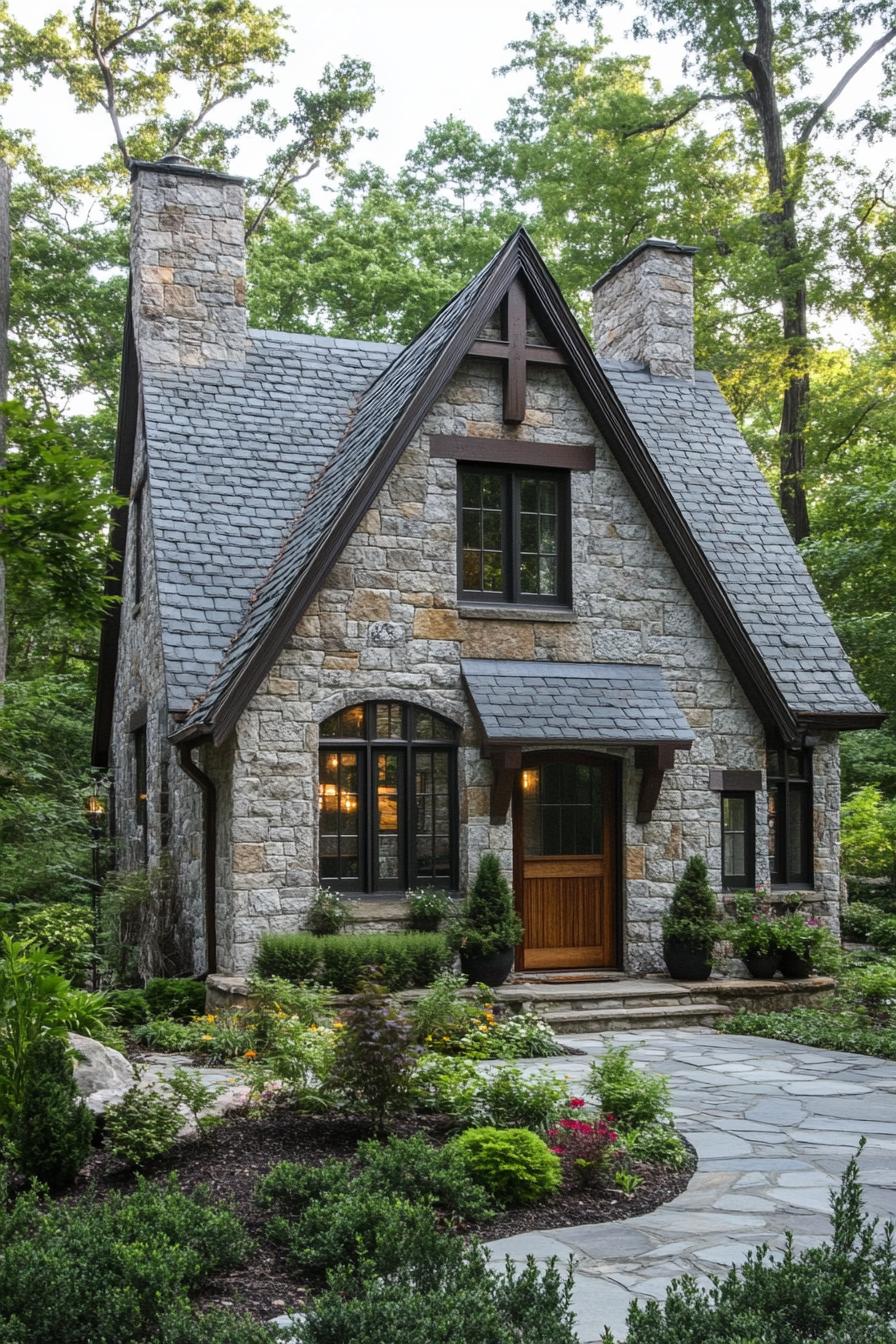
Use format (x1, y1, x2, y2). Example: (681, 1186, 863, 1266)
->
(459, 946, 515, 988)
(663, 938, 713, 982)
(780, 949, 812, 979)
(743, 952, 781, 980)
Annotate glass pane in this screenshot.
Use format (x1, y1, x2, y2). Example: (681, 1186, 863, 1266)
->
(462, 473, 481, 507)
(481, 474, 502, 508)
(519, 554, 538, 594)
(539, 557, 557, 595)
(320, 704, 365, 738)
(520, 478, 538, 511)
(482, 508, 502, 550)
(463, 550, 481, 589)
(462, 509, 481, 549)
(787, 787, 810, 881)
(319, 750, 360, 885)
(415, 710, 452, 741)
(539, 513, 557, 553)
(375, 702, 402, 738)
(483, 551, 503, 591)
(523, 762, 603, 857)
(377, 754, 399, 831)
(768, 787, 779, 882)
(520, 512, 538, 552)
(541, 806, 563, 854)
(722, 795, 746, 879)
(538, 479, 557, 512)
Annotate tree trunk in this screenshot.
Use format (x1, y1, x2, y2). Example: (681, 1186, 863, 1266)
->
(743, 1, 811, 541)
(0, 159, 9, 687)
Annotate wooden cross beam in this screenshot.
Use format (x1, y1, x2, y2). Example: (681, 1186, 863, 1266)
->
(468, 278, 567, 425)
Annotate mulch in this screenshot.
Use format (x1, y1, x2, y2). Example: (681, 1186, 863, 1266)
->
(66, 1106, 695, 1323)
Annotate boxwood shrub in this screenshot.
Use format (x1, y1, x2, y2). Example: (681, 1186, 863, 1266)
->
(254, 932, 452, 992)
(144, 977, 207, 1022)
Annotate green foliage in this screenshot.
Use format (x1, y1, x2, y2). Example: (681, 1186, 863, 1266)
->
(589, 1046, 673, 1130)
(0, 1173, 252, 1343)
(0, 675, 96, 906)
(412, 1053, 483, 1122)
(728, 892, 778, 960)
(622, 1123, 689, 1171)
(405, 886, 451, 930)
(254, 931, 452, 991)
(450, 1127, 561, 1207)
(267, 1184, 444, 1274)
(295, 1243, 577, 1344)
(872, 917, 896, 955)
(130, 1018, 200, 1053)
(105, 988, 150, 1028)
(0, 934, 109, 1132)
(15, 903, 93, 982)
(305, 887, 349, 935)
(661, 857, 721, 954)
(103, 1085, 182, 1167)
(451, 853, 523, 958)
(163, 1067, 222, 1135)
(241, 1017, 336, 1112)
(602, 1149, 896, 1343)
(841, 786, 896, 880)
(144, 978, 206, 1023)
(472, 1065, 569, 1133)
(15, 1035, 94, 1190)
(718, 1007, 896, 1061)
(330, 980, 420, 1130)
(412, 970, 481, 1046)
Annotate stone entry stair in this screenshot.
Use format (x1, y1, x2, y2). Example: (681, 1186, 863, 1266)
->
(492, 975, 835, 1034)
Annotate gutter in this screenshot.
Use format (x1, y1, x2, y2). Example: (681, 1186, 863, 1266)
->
(176, 739, 218, 975)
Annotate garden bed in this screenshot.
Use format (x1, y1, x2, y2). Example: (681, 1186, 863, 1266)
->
(67, 1105, 695, 1323)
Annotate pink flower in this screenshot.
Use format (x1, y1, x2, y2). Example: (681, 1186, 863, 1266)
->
(568, 1096, 586, 1108)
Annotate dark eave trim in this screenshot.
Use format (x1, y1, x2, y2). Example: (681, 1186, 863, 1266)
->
(482, 735, 695, 751)
(429, 434, 595, 470)
(798, 710, 887, 733)
(92, 299, 138, 768)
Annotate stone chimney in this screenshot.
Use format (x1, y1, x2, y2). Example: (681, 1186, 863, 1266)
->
(591, 238, 698, 380)
(129, 153, 247, 370)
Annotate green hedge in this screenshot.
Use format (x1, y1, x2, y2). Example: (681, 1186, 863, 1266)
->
(255, 932, 452, 992)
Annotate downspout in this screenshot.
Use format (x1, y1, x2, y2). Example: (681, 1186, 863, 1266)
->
(177, 739, 217, 976)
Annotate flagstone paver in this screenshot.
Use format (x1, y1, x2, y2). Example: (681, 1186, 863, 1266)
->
(485, 1028, 896, 1342)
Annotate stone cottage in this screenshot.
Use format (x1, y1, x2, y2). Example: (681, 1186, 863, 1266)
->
(92, 153, 883, 976)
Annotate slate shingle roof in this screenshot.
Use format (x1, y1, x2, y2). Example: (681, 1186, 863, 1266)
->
(602, 363, 878, 718)
(143, 330, 399, 711)
(461, 660, 695, 746)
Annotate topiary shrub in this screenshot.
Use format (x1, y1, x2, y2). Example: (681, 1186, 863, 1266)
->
(450, 1127, 561, 1206)
(105, 988, 151, 1027)
(662, 856, 721, 976)
(144, 977, 206, 1022)
(16, 1036, 94, 1190)
(450, 854, 523, 959)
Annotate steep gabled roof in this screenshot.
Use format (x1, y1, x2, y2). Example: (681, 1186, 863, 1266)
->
(165, 227, 878, 746)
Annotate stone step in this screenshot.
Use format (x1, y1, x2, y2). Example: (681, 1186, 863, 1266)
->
(541, 1001, 733, 1033)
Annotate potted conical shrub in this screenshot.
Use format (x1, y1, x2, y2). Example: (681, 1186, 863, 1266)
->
(450, 853, 523, 987)
(662, 855, 722, 981)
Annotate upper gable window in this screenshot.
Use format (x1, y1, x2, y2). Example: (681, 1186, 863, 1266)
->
(458, 464, 570, 607)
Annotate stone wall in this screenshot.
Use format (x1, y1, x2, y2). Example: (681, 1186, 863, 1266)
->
(212, 349, 843, 973)
(592, 240, 696, 380)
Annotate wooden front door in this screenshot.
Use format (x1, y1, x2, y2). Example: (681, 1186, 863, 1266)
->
(514, 757, 616, 970)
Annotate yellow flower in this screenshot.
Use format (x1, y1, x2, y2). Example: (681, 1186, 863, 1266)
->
(333, 1020, 345, 1029)
(243, 1048, 257, 1059)
(478, 1025, 488, 1033)
(201, 1034, 213, 1042)
(309, 1024, 319, 1032)
(442, 1035, 451, 1042)
(425, 1034, 433, 1042)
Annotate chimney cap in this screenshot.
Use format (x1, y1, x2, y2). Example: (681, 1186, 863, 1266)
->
(129, 154, 245, 186)
(591, 237, 698, 292)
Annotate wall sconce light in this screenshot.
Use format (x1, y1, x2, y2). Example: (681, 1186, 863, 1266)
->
(521, 769, 538, 795)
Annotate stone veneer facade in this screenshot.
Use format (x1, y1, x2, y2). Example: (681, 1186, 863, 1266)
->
(591, 240, 697, 380)
(108, 167, 843, 977)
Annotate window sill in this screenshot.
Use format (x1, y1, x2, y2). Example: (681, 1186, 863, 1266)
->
(458, 603, 576, 624)
(770, 884, 817, 895)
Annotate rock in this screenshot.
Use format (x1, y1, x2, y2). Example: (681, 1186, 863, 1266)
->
(69, 1033, 136, 1115)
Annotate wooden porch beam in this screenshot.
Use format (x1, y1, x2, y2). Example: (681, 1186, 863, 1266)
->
(468, 340, 567, 366)
(635, 743, 678, 825)
(489, 747, 522, 824)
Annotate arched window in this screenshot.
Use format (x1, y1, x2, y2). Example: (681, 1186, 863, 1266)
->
(318, 701, 458, 893)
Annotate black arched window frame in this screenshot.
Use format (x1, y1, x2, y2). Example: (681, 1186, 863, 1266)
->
(318, 701, 459, 894)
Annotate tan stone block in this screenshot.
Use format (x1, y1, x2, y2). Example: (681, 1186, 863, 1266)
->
(405, 592, 433, 608)
(399, 501, 424, 519)
(467, 785, 491, 819)
(233, 842, 265, 873)
(626, 847, 646, 879)
(413, 608, 462, 641)
(268, 677, 298, 696)
(349, 590, 391, 621)
(358, 508, 381, 534)
(536, 624, 589, 660)
(663, 822, 683, 861)
(322, 652, 360, 670)
(460, 620, 535, 659)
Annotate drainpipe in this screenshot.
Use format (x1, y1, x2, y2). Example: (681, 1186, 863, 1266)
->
(177, 739, 217, 976)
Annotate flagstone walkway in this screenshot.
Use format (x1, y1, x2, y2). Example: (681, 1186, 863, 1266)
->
(485, 1028, 896, 1342)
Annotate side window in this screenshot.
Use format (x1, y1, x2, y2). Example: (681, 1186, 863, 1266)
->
(458, 465, 570, 606)
(721, 791, 755, 890)
(133, 724, 148, 865)
(767, 747, 813, 886)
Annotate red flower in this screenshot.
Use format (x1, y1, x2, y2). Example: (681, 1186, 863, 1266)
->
(568, 1096, 586, 1108)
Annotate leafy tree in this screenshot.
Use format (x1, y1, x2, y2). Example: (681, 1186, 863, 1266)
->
(16, 1033, 94, 1190)
(841, 786, 896, 880)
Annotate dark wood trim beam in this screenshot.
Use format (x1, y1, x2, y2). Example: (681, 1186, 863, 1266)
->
(469, 339, 566, 366)
(798, 710, 887, 732)
(430, 435, 595, 470)
(503, 277, 527, 424)
(489, 747, 522, 824)
(708, 767, 763, 792)
(635, 743, 678, 824)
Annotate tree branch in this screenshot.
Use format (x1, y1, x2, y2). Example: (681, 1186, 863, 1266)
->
(89, 0, 131, 168)
(165, 93, 230, 154)
(244, 156, 319, 241)
(798, 27, 896, 144)
(102, 5, 170, 57)
(821, 400, 881, 462)
(622, 90, 745, 139)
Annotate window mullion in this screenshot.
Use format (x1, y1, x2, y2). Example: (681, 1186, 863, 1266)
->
(509, 471, 519, 603)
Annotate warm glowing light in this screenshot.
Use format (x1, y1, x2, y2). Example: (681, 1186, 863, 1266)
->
(521, 769, 538, 794)
(85, 794, 106, 820)
(327, 754, 339, 770)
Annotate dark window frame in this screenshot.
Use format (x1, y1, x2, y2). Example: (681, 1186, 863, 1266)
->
(721, 790, 756, 890)
(318, 702, 459, 894)
(767, 745, 814, 889)
(133, 723, 148, 865)
(456, 463, 572, 607)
